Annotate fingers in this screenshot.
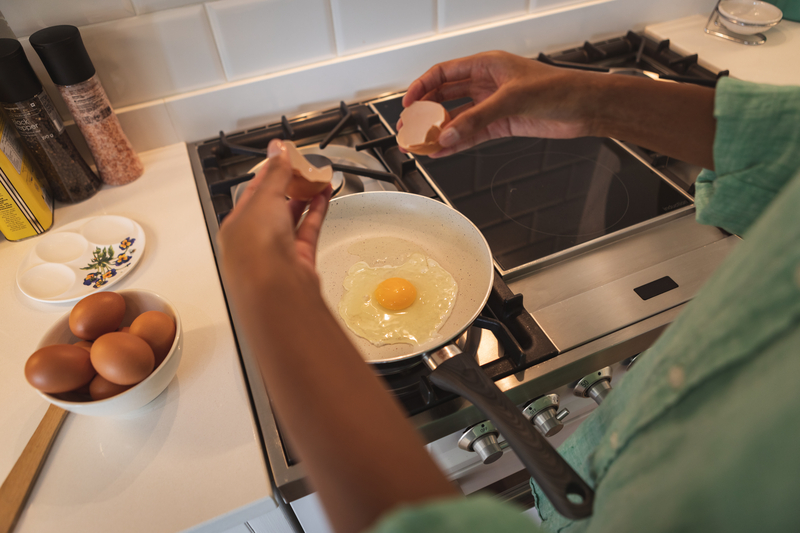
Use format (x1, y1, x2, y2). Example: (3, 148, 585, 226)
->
(419, 79, 475, 104)
(438, 90, 511, 149)
(402, 56, 479, 107)
(232, 160, 267, 213)
(428, 128, 494, 158)
(289, 198, 309, 226)
(295, 186, 333, 266)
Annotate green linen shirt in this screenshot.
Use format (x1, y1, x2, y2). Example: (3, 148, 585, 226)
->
(371, 77, 800, 533)
(767, 0, 800, 22)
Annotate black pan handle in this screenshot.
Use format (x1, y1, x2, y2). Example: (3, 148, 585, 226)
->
(427, 347, 594, 519)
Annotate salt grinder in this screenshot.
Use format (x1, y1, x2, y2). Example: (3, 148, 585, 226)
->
(30, 25, 144, 186)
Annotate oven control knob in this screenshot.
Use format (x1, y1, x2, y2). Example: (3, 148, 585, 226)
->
(458, 421, 504, 465)
(522, 394, 569, 437)
(574, 367, 613, 405)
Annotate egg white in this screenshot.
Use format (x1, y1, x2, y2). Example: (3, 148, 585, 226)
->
(338, 252, 458, 346)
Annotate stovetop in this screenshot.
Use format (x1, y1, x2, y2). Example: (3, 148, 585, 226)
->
(372, 96, 692, 275)
(187, 30, 738, 501)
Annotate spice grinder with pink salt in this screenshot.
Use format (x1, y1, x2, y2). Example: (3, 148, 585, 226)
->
(30, 25, 144, 186)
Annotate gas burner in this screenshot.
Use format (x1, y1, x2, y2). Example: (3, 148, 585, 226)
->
(231, 144, 392, 205)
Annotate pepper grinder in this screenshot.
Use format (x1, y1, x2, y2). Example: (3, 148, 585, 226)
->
(30, 25, 144, 186)
(0, 38, 100, 204)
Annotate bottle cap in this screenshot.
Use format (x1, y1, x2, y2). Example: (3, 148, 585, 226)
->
(29, 25, 95, 86)
(0, 38, 43, 103)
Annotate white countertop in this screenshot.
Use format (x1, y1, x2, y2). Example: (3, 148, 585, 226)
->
(0, 144, 275, 533)
(646, 14, 800, 85)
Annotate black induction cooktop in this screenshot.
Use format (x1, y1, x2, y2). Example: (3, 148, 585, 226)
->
(372, 96, 692, 272)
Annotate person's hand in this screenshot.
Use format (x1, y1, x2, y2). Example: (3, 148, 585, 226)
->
(218, 139, 332, 301)
(401, 50, 596, 157)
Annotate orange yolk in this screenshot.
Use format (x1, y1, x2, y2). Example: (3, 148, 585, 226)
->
(374, 277, 417, 310)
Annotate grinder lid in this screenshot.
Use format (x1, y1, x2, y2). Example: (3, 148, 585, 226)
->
(30, 25, 95, 86)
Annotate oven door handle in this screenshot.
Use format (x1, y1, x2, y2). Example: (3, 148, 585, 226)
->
(427, 348, 594, 519)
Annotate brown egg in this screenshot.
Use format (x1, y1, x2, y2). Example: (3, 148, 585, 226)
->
(74, 340, 93, 352)
(119, 326, 130, 333)
(25, 344, 96, 393)
(89, 374, 133, 401)
(396, 101, 451, 155)
(283, 140, 333, 200)
(69, 292, 126, 340)
(129, 311, 176, 368)
(91, 332, 155, 386)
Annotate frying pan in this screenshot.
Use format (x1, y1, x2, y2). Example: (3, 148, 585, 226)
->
(316, 191, 594, 519)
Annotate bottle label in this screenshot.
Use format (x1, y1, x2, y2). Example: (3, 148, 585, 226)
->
(38, 91, 65, 134)
(69, 89, 112, 125)
(2, 91, 65, 141)
(0, 119, 23, 174)
(0, 113, 54, 241)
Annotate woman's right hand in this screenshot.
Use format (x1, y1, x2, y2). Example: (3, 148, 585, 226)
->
(401, 51, 597, 157)
(401, 50, 716, 169)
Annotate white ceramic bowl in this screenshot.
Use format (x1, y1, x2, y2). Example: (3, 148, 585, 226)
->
(33, 289, 182, 416)
(718, 0, 783, 34)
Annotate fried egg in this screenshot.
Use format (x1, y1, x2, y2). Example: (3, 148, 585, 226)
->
(338, 252, 458, 346)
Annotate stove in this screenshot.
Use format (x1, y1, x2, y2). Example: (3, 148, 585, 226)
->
(188, 31, 739, 505)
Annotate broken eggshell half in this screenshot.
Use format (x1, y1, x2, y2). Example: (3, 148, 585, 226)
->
(283, 140, 333, 200)
(396, 101, 451, 156)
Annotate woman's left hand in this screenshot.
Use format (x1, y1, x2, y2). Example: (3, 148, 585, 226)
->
(218, 138, 332, 299)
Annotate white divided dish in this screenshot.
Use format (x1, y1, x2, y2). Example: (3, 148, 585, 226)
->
(16, 215, 146, 303)
(718, 0, 783, 34)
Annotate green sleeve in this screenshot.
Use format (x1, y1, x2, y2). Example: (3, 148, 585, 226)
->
(368, 495, 543, 533)
(765, 0, 800, 22)
(694, 77, 800, 235)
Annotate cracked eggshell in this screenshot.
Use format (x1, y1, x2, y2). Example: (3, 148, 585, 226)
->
(396, 101, 451, 156)
(284, 140, 333, 200)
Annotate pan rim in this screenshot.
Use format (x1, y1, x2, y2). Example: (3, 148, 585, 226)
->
(320, 191, 494, 364)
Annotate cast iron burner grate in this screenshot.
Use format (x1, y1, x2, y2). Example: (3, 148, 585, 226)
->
(196, 102, 435, 224)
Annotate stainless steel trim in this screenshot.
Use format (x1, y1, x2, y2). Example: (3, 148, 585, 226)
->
(425, 345, 463, 370)
(531, 236, 739, 351)
(508, 215, 735, 314)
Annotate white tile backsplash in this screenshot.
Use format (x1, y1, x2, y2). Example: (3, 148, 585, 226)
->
(330, 0, 436, 55)
(529, 0, 588, 13)
(438, 0, 528, 32)
(0, 0, 136, 38)
(206, 0, 336, 81)
(116, 101, 180, 153)
(4, 0, 719, 154)
(131, 0, 204, 15)
(73, 5, 226, 108)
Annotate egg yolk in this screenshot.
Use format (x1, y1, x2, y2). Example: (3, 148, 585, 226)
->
(374, 277, 417, 310)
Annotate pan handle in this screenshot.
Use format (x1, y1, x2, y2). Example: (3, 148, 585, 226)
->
(426, 346, 594, 520)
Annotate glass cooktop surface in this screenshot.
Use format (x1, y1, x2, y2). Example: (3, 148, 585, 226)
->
(373, 96, 692, 272)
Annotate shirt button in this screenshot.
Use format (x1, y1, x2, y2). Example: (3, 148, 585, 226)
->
(610, 432, 619, 450)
